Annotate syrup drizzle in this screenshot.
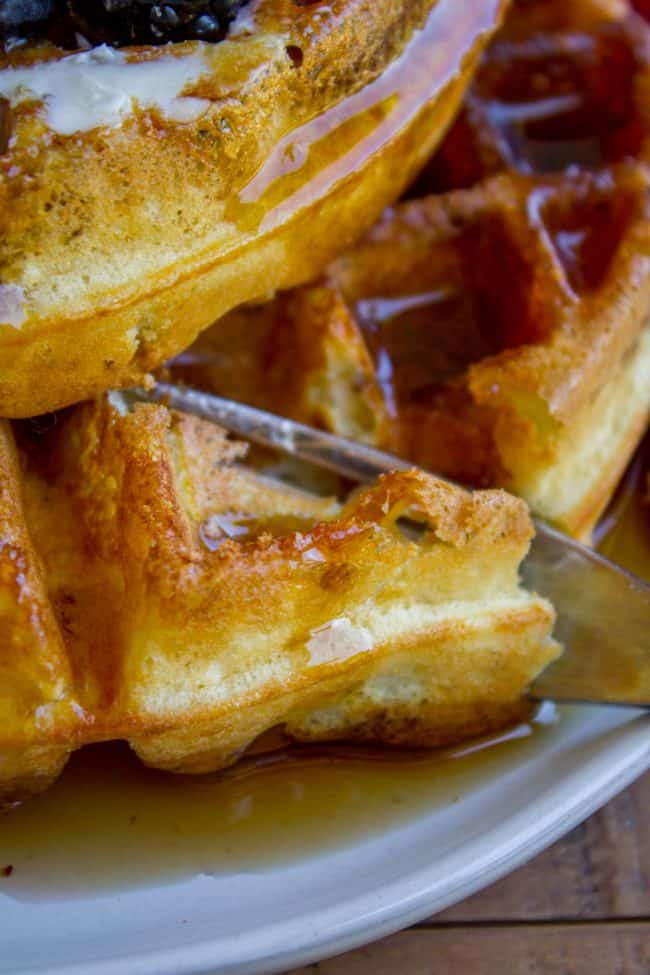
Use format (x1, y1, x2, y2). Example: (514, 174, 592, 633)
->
(232, 0, 505, 236)
(355, 287, 501, 411)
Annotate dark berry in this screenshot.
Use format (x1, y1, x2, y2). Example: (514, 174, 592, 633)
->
(65, 1, 249, 46)
(0, 0, 56, 33)
(2, 0, 249, 48)
(150, 6, 180, 28)
(193, 13, 221, 40)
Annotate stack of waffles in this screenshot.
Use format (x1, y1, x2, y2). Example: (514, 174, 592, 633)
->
(4, 0, 650, 805)
(0, 402, 558, 803)
(175, 0, 650, 542)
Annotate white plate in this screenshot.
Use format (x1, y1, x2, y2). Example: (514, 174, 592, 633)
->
(0, 704, 648, 975)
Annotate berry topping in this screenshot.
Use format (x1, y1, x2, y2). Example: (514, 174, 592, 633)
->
(2, 0, 249, 48)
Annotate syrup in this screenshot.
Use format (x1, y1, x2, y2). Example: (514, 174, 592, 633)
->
(0, 449, 646, 902)
(355, 287, 501, 411)
(595, 434, 650, 582)
(230, 0, 505, 236)
(478, 27, 643, 173)
(0, 708, 558, 901)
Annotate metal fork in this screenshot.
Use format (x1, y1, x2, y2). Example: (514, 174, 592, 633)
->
(130, 382, 650, 709)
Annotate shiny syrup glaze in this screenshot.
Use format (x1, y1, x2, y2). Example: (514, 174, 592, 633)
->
(351, 210, 546, 413)
(413, 7, 647, 197)
(479, 28, 644, 173)
(353, 181, 639, 416)
(229, 0, 506, 237)
(0, 445, 647, 901)
(355, 287, 505, 412)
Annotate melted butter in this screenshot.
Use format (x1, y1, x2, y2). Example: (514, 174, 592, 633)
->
(0, 46, 211, 134)
(199, 511, 257, 549)
(230, 0, 504, 235)
(0, 447, 646, 902)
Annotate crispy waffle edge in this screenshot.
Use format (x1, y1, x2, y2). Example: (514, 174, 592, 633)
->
(0, 398, 558, 802)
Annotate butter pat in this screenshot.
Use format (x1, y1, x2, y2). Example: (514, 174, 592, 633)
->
(0, 45, 210, 135)
(0, 284, 26, 329)
(307, 618, 374, 666)
(228, 1, 259, 37)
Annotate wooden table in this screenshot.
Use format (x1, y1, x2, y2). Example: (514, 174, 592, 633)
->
(286, 772, 649, 975)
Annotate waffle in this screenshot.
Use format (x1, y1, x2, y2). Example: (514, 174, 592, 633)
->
(174, 0, 650, 540)
(0, 0, 510, 419)
(0, 397, 558, 804)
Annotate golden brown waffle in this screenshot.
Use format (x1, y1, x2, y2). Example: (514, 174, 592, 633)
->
(0, 0, 510, 418)
(417, 0, 650, 187)
(0, 397, 557, 805)
(174, 0, 650, 540)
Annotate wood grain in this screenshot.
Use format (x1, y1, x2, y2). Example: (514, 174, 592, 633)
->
(288, 924, 650, 974)
(284, 773, 649, 975)
(435, 773, 650, 922)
